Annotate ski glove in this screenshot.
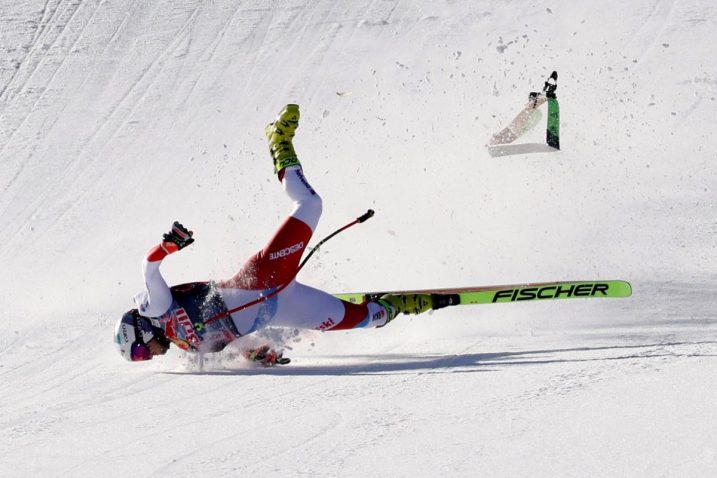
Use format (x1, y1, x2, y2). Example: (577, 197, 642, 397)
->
(243, 345, 290, 367)
(161, 221, 194, 254)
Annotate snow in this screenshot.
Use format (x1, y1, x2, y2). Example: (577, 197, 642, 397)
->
(1, 0, 716, 476)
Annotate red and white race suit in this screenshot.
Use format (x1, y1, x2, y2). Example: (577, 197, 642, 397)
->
(133, 166, 389, 350)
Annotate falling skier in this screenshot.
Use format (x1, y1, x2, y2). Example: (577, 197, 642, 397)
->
(114, 105, 431, 365)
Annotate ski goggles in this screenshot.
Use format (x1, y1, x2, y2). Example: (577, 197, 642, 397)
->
(130, 314, 171, 361)
(130, 314, 154, 361)
(130, 341, 152, 361)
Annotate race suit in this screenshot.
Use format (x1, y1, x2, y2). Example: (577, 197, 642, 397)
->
(133, 165, 390, 352)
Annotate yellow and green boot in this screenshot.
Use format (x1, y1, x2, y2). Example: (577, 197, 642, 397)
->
(265, 104, 301, 174)
(378, 293, 433, 324)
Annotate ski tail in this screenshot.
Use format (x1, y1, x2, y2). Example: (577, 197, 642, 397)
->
(334, 280, 632, 309)
(544, 70, 559, 149)
(547, 96, 560, 149)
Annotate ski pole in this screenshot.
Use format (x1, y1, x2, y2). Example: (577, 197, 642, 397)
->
(203, 209, 375, 326)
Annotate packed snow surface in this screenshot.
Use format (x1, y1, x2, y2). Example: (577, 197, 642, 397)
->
(1, 1, 716, 476)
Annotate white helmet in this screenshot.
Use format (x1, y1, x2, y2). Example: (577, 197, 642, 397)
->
(114, 310, 162, 361)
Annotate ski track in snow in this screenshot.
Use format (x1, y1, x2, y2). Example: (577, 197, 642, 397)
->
(623, 0, 677, 63)
(43, 4, 205, 227)
(1, 1, 717, 476)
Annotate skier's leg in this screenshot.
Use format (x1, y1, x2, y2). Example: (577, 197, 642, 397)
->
(282, 165, 322, 232)
(265, 103, 322, 236)
(271, 282, 393, 331)
(231, 166, 321, 288)
(219, 105, 321, 290)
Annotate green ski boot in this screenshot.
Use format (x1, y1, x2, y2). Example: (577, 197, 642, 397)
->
(265, 104, 301, 174)
(378, 293, 433, 324)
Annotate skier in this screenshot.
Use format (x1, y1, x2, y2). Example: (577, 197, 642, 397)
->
(114, 105, 432, 365)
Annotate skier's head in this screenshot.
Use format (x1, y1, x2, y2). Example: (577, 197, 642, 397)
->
(114, 309, 170, 361)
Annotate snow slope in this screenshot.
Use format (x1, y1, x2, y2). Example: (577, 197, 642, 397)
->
(1, 0, 716, 476)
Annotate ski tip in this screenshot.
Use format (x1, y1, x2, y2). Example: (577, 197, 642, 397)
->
(604, 280, 632, 297)
(621, 281, 633, 297)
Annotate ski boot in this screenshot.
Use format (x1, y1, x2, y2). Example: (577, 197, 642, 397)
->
(265, 104, 301, 175)
(378, 293, 433, 324)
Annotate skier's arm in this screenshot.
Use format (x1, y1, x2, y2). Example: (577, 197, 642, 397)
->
(133, 222, 194, 317)
(134, 254, 172, 317)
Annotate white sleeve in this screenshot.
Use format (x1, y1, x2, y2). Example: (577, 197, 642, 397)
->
(133, 257, 173, 318)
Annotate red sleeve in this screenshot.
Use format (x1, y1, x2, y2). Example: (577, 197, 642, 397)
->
(146, 242, 178, 262)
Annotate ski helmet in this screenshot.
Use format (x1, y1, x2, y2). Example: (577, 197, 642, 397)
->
(114, 309, 161, 361)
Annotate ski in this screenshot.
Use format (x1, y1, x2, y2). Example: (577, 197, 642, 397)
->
(334, 280, 632, 310)
(487, 70, 559, 149)
(544, 71, 560, 149)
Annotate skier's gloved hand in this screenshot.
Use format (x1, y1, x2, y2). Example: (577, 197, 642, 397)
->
(243, 345, 289, 367)
(161, 221, 194, 254)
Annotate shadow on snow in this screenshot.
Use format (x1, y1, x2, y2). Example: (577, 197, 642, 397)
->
(161, 340, 717, 377)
